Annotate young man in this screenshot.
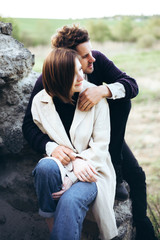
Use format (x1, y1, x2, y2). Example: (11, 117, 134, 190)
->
(22, 25, 157, 240)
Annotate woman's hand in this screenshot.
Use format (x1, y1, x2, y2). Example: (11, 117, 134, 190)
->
(73, 158, 98, 182)
(52, 176, 73, 200)
(51, 146, 75, 166)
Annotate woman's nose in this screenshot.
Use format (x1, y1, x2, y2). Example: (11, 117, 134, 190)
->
(78, 74, 83, 81)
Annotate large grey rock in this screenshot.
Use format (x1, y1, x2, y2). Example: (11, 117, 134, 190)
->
(0, 71, 40, 154)
(81, 185, 135, 240)
(0, 22, 135, 240)
(0, 152, 135, 240)
(0, 22, 34, 83)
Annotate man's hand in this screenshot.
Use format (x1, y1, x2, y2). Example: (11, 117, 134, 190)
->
(73, 158, 98, 182)
(78, 85, 112, 111)
(51, 146, 75, 166)
(52, 176, 73, 200)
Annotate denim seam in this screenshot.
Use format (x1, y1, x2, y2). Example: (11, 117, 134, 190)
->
(74, 188, 97, 239)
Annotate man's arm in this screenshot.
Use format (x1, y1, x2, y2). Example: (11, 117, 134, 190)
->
(22, 74, 51, 154)
(78, 85, 112, 111)
(92, 50, 139, 100)
(78, 50, 138, 111)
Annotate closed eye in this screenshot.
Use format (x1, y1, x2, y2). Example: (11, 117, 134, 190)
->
(82, 53, 89, 59)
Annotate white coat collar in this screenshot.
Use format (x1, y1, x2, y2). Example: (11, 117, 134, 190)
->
(38, 80, 93, 149)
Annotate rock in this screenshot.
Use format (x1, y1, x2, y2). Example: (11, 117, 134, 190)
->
(81, 197, 135, 240)
(0, 21, 12, 35)
(0, 22, 35, 84)
(0, 199, 49, 240)
(0, 214, 6, 225)
(0, 21, 135, 240)
(0, 71, 39, 155)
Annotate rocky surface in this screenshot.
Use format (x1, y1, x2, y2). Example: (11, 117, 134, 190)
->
(0, 22, 135, 240)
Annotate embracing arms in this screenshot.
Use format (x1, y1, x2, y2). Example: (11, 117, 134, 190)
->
(78, 50, 138, 111)
(23, 50, 138, 154)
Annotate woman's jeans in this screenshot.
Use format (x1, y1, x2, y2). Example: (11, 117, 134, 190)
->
(32, 158, 97, 240)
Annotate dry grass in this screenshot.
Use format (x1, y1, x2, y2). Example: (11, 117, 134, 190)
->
(126, 100, 160, 195)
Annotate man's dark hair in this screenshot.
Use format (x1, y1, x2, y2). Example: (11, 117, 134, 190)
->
(51, 25, 90, 50)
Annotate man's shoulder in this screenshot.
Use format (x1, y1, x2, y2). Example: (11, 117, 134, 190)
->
(92, 50, 110, 64)
(92, 50, 105, 58)
(92, 50, 101, 58)
(35, 74, 43, 87)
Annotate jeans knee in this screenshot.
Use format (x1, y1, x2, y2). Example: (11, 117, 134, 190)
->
(33, 158, 60, 178)
(59, 182, 97, 211)
(61, 194, 77, 209)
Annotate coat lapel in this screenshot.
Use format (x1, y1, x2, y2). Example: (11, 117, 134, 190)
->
(70, 80, 92, 144)
(40, 90, 74, 149)
(40, 80, 90, 151)
(70, 102, 88, 144)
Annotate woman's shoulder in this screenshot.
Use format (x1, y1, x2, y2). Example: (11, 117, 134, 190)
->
(33, 89, 51, 104)
(82, 80, 96, 90)
(82, 80, 108, 110)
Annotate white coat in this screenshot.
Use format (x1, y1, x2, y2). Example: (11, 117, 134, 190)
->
(31, 80, 118, 240)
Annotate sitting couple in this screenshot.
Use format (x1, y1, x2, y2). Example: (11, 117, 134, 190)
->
(31, 47, 117, 239)
(23, 25, 157, 240)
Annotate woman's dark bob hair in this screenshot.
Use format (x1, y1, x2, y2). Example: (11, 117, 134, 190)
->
(42, 48, 80, 103)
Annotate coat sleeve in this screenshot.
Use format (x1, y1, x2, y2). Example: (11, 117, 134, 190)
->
(22, 74, 53, 154)
(31, 93, 78, 183)
(77, 98, 112, 171)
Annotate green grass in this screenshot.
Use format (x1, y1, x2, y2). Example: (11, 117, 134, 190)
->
(111, 49, 160, 103)
(4, 16, 153, 47)
(133, 89, 160, 104)
(148, 194, 160, 239)
(13, 18, 91, 46)
(32, 44, 160, 79)
(32, 54, 45, 73)
(110, 49, 160, 77)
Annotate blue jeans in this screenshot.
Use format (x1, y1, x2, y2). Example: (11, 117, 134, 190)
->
(32, 158, 97, 240)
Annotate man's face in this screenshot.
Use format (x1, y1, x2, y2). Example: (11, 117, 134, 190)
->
(76, 41, 95, 74)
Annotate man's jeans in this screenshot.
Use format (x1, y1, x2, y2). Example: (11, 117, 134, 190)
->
(32, 158, 97, 240)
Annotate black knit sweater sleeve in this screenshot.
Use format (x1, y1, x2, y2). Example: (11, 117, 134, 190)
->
(22, 74, 51, 154)
(91, 50, 139, 100)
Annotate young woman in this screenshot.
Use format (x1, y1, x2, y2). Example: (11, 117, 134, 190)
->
(31, 48, 118, 240)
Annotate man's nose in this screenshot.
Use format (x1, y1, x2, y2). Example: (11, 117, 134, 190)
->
(89, 55, 95, 62)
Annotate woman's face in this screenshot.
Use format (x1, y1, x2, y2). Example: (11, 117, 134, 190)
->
(70, 58, 84, 96)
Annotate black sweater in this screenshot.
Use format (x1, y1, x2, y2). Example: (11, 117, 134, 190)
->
(53, 93, 79, 140)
